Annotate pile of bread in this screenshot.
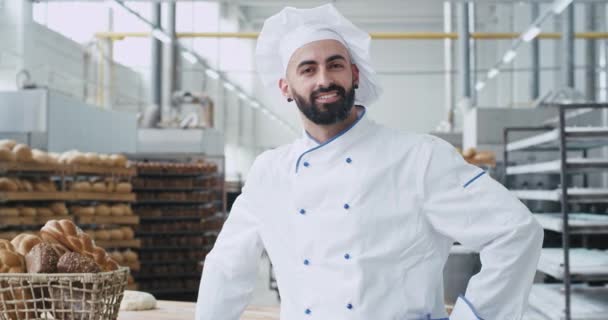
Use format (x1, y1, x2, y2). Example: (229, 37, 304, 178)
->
(108, 250, 139, 271)
(69, 178, 132, 194)
(135, 161, 218, 174)
(458, 148, 496, 165)
(0, 139, 129, 168)
(0, 220, 122, 319)
(0, 177, 57, 193)
(82, 227, 135, 242)
(0, 202, 68, 218)
(71, 203, 134, 217)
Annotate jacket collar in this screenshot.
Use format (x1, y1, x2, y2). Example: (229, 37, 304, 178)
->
(295, 106, 372, 173)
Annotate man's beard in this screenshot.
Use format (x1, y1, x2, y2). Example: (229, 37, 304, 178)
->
(293, 83, 356, 125)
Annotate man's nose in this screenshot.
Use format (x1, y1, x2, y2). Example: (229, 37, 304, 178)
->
(315, 68, 333, 89)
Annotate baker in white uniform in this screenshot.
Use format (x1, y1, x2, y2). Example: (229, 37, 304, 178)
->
(196, 4, 543, 320)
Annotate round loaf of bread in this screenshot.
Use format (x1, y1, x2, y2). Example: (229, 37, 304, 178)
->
(108, 229, 123, 241)
(109, 251, 124, 264)
(120, 227, 135, 240)
(57, 252, 101, 273)
(11, 234, 43, 256)
(110, 154, 128, 168)
(122, 250, 138, 263)
(0, 178, 19, 192)
(95, 230, 111, 241)
(20, 180, 33, 192)
(0, 240, 14, 251)
(12, 144, 33, 162)
(0, 207, 19, 216)
(72, 206, 95, 216)
(0, 139, 17, 150)
(0, 249, 26, 273)
(36, 208, 54, 217)
(49, 202, 68, 215)
(109, 205, 124, 216)
(18, 207, 37, 217)
(115, 182, 132, 193)
(84, 152, 101, 166)
(71, 181, 92, 192)
(91, 181, 107, 193)
(99, 154, 113, 167)
(95, 204, 111, 216)
(25, 243, 59, 273)
(0, 147, 16, 162)
(31, 149, 49, 164)
(119, 291, 157, 311)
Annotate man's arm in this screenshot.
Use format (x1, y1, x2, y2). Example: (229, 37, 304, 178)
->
(418, 137, 543, 320)
(195, 163, 265, 320)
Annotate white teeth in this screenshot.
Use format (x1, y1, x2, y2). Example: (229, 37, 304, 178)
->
(316, 93, 337, 100)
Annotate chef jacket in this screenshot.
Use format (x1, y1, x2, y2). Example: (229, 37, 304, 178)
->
(196, 107, 543, 320)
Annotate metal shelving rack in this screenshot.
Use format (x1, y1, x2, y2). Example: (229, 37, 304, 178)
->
(504, 103, 608, 320)
(127, 153, 226, 302)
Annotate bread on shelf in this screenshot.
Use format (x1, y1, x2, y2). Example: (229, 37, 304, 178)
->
(0, 147, 16, 162)
(0, 178, 19, 192)
(12, 144, 33, 162)
(0, 139, 17, 151)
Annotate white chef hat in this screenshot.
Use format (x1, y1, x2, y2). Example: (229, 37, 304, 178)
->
(255, 4, 382, 106)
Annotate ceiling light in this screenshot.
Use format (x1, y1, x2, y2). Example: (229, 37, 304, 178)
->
(502, 49, 517, 64)
(552, 0, 573, 14)
(522, 26, 541, 42)
(205, 69, 220, 80)
(475, 82, 486, 91)
(487, 68, 499, 79)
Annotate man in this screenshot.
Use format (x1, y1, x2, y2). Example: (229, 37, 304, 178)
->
(196, 4, 543, 320)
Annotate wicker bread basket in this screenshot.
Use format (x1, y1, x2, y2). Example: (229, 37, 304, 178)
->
(0, 267, 128, 320)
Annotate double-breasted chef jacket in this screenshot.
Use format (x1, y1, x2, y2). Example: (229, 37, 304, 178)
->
(196, 107, 543, 320)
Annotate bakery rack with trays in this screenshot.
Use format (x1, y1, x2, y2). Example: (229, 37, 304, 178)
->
(503, 103, 608, 320)
(0, 143, 141, 291)
(126, 153, 225, 302)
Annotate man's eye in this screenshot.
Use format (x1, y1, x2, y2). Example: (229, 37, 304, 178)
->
(330, 64, 344, 69)
(302, 68, 313, 74)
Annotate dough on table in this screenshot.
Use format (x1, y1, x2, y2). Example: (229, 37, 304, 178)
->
(119, 290, 157, 311)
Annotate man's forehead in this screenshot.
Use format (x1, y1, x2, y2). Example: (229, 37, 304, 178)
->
(288, 39, 351, 66)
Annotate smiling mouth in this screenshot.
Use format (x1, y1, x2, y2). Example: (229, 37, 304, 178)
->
(314, 92, 341, 103)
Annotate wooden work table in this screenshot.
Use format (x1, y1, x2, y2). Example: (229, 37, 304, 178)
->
(119, 300, 280, 320)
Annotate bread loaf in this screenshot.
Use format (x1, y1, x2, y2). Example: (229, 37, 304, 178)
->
(122, 250, 138, 263)
(109, 251, 124, 264)
(12, 144, 33, 162)
(120, 227, 134, 240)
(57, 252, 100, 273)
(10, 234, 43, 256)
(36, 207, 54, 217)
(0, 139, 17, 150)
(109, 205, 124, 216)
(0, 147, 15, 162)
(0, 178, 19, 192)
(33, 180, 56, 192)
(115, 182, 132, 193)
(18, 207, 37, 217)
(99, 154, 113, 167)
(49, 202, 68, 216)
(109, 154, 128, 168)
(0, 249, 25, 273)
(91, 181, 107, 193)
(71, 181, 92, 192)
(95, 204, 111, 216)
(0, 207, 19, 216)
(31, 149, 49, 164)
(20, 180, 33, 192)
(84, 152, 100, 166)
(25, 243, 59, 273)
(94, 230, 111, 241)
(72, 206, 95, 216)
(0, 240, 14, 251)
(109, 229, 123, 241)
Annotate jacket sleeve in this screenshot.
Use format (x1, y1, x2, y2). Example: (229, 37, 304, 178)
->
(195, 160, 265, 320)
(418, 136, 543, 320)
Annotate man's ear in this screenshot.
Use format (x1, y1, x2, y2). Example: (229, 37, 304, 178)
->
(279, 78, 291, 100)
(351, 64, 360, 87)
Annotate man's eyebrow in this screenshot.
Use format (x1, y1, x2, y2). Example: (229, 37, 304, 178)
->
(326, 54, 347, 63)
(297, 60, 317, 69)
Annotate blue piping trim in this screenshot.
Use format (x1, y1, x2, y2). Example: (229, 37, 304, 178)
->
(457, 295, 485, 320)
(295, 107, 366, 173)
(463, 171, 486, 188)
